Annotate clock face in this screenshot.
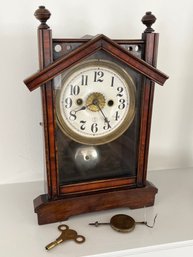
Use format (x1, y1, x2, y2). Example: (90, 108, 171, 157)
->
(56, 60, 136, 145)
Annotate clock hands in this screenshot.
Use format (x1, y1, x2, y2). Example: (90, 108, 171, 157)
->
(92, 99, 111, 127)
(71, 95, 111, 128)
(72, 103, 94, 114)
(73, 105, 87, 113)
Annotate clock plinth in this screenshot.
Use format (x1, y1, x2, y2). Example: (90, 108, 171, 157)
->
(34, 182, 157, 225)
(24, 8, 168, 225)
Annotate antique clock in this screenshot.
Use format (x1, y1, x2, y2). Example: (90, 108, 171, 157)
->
(24, 6, 168, 225)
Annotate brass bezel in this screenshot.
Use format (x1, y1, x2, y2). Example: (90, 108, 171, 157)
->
(55, 59, 136, 145)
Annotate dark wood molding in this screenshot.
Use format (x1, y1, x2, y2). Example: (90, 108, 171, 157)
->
(59, 177, 136, 195)
(53, 38, 145, 44)
(34, 181, 158, 225)
(137, 33, 159, 186)
(24, 34, 168, 91)
(37, 27, 58, 199)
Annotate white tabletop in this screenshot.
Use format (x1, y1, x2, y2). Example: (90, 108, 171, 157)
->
(1, 168, 193, 257)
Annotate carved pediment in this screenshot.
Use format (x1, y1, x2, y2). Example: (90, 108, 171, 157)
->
(24, 34, 168, 91)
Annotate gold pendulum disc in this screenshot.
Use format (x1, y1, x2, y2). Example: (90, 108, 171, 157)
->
(110, 214, 135, 232)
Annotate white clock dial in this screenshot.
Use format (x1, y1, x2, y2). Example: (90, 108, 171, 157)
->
(56, 60, 135, 145)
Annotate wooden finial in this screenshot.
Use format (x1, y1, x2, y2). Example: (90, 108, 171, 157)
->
(34, 6, 51, 29)
(141, 11, 156, 33)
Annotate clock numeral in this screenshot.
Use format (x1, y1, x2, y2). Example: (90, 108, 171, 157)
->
(70, 85, 80, 95)
(116, 87, 124, 97)
(69, 111, 76, 121)
(103, 121, 111, 130)
(110, 76, 115, 87)
(118, 99, 126, 110)
(91, 123, 98, 133)
(94, 71, 104, 82)
(115, 111, 120, 121)
(81, 75, 88, 86)
(64, 97, 72, 108)
(80, 120, 86, 130)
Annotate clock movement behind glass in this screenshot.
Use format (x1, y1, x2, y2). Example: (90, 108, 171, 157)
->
(24, 7, 168, 225)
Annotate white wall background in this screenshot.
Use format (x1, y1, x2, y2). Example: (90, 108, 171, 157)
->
(0, 0, 193, 184)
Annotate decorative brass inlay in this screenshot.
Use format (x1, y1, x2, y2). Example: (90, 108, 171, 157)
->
(86, 92, 106, 112)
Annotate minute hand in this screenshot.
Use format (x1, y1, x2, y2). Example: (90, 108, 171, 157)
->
(96, 104, 111, 126)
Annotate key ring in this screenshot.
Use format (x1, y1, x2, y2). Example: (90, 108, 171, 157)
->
(58, 224, 68, 231)
(75, 235, 86, 243)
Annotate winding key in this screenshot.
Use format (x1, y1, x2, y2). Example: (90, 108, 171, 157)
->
(45, 224, 85, 250)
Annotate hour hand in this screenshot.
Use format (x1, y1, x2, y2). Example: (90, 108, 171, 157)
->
(73, 101, 94, 113)
(74, 106, 87, 113)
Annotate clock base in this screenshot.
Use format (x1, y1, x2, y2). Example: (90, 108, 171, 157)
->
(34, 181, 158, 225)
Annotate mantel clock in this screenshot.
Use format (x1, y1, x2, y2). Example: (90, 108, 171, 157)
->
(24, 7, 168, 225)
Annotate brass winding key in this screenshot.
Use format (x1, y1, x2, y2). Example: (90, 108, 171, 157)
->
(45, 224, 85, 250)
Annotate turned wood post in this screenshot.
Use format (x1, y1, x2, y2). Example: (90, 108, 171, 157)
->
(137, 12, 159, 186)
(34, 6, 58, 199)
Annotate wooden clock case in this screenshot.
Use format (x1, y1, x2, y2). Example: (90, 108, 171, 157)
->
(24, 7, 168, 225)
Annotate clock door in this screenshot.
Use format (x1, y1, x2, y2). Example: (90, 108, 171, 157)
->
(52, 51, 144, 195)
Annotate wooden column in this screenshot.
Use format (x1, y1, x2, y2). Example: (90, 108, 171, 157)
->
(34, 6, 58, 199)
(137, 11, 159, 186)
